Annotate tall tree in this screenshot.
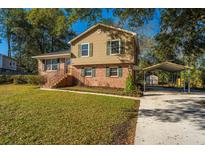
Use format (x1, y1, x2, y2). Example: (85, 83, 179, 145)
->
(66, 9, 103, 26)
(0, 9, 76, 73)
(27, 9, 75, 53)
(0, 9, 19, 57)
(114, 9, 155, 31)
(155, 9, 205, 65)
(113, 8, 156, 67)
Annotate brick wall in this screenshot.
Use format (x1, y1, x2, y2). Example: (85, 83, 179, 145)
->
(72, 64, 133, 88)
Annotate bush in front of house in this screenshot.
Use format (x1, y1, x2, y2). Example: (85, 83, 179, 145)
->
(124, 73, 143, 97)
(0, 75, 13, 84)
(25, 75, 45, 85)
(12, 75, 45, 85)
(125, 73, 135, 93)
(12, 75, 27, 84)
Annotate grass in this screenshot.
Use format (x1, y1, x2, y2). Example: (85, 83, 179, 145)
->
(0, 84, 139, 144)
(61, 86, 140, 97)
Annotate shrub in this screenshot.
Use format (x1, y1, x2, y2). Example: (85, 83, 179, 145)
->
(25, 75, 45, 85)
(0, 75, 13, 84)
(12, 75, 45, 85)
(12, 75, 27, 84)
(124, 73, 135, 93)
(124, 73, 143, 97)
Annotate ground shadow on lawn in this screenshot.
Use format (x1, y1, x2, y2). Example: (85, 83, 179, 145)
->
(138, 98, 205, 130)
(112, 101, 139, 144)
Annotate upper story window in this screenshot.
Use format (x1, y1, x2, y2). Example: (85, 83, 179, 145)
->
(46, 59, 59, 71)
(78, 43, 93, 57)
(107, 39, 125, 55)
(81, 43, 89, 57)
(110, 40, 120, 55)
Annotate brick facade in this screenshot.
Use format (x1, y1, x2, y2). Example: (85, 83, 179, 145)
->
(38, 58, 134, 88)
(72, 64, 134, 88)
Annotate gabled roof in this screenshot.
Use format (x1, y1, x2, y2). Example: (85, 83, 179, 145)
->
(32, 51, 70, 59)
(143, 61, 191, 72)
(68, 23, 137, 44)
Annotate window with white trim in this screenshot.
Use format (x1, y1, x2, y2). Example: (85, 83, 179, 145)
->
(46, 59, 59, 71)
(110, 67, 118, 77)
(110, 40, 120, 55)
(81, 43, 89, 57)
(84, 68, 92, 77)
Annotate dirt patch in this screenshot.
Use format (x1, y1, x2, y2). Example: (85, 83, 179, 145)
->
(112, 101, 140, 144)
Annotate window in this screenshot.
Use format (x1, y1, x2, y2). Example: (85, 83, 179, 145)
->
(110, 67, 118, 77)
(46, 59, 59, 71)
(110, 40, 120, 55)
(81, 43, 89, 57)
(84, 68, 92, 77)
(46, 59, 52, 70)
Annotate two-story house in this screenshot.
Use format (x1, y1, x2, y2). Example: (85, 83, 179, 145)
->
(0, 53, 17, 73)
(33, 23, 139, 88)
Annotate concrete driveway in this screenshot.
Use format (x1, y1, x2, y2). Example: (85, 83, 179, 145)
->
(135, 91, 205, 144)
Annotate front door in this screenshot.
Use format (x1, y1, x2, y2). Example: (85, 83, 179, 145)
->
(64, 58, 71, 74)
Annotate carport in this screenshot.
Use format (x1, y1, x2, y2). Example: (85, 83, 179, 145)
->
(143, 61, 191, 93)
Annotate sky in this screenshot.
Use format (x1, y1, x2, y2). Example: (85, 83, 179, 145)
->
(0, 9, 161, 56)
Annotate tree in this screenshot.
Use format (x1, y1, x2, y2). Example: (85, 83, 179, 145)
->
(113, 9, 155, 31)
(66, 9, 103, 26)
(0, 9, 20, 57)
(100, 18, 116, 26)
(0, 9, 76, 73)
(27, 9, 75, 53)
(155, 9, 205, 65)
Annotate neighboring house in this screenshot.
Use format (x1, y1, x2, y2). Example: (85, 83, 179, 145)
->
(146, 75, 158, 85)
(33, 23, 139, 88)
(0, 53, 17, 73)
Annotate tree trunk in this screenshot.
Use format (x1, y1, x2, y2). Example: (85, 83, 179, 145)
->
(7, 29, 11, 57)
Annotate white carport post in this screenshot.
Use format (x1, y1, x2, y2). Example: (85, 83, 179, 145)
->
(188, 68, 191, 93)
(184, 69, 186, 92)
(143, 71, 146, 92)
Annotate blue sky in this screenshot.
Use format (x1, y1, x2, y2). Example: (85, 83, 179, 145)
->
(0, 9, 160, 56)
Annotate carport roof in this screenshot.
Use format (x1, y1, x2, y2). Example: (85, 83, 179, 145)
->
(143, 61, 190, 72)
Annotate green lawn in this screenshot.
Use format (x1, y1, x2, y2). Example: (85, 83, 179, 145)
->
(0, 84, 139, 144)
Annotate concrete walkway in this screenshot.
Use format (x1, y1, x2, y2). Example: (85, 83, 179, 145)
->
(135, 91, 205, 144)
(40, 88, 139, 100)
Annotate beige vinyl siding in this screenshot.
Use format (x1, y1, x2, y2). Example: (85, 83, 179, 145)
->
(71, 25, 138, 65)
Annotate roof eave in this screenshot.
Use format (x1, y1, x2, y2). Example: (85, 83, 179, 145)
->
(68, 23, 137, 44)
(32, 53, 71, 59)
(143, 61, 191, 72)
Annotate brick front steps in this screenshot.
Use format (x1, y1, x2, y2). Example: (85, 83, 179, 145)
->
(43, 74, 73, 88)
